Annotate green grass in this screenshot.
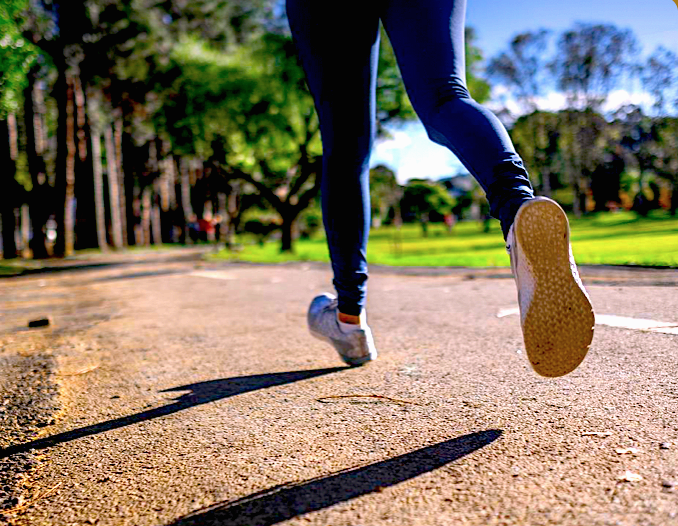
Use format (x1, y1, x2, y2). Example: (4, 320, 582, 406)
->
(212, 210, 678, 268)
(0, 259, 44, 277)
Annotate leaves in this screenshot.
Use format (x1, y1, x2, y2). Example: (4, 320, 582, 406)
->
(0, 0, 38, 115)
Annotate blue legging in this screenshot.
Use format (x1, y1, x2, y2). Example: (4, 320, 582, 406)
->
(287, 0, 534, 316)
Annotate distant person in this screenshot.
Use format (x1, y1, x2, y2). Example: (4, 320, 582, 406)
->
(198, 211, 216, 243)
(187, 214, 200, 243)
(288, 0, 595, 377)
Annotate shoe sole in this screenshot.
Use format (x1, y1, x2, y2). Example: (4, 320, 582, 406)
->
(308, 327, 375, 367)
(514, 198, 595, 377)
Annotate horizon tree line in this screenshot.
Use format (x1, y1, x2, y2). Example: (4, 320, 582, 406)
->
(1, 2, 676, 259)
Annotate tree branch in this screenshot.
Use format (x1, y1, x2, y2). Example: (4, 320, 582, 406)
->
(215, 164, 284, 214)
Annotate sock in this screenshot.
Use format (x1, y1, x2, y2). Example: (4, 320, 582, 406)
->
(337, 316, 363, 334)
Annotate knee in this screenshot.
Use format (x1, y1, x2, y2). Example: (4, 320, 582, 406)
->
(416, 76, 471, 114)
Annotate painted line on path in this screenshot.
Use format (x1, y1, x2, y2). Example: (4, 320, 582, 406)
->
(189, 270, 237, 280)
(497, 307, 678, 335)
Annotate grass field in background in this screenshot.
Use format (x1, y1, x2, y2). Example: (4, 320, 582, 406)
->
(212, 210, 678, 268)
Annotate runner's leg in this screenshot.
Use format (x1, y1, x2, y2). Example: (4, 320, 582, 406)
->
(381, 0, 534, 237)
(286, 1, 380, 316)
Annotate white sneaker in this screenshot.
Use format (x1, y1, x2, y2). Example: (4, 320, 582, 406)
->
(307, 293, 377, 366)
(507, 197, 595, 377)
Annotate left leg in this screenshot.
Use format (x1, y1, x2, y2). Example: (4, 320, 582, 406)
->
(381, 0, 594, 376)
(380, 0, 534, 238)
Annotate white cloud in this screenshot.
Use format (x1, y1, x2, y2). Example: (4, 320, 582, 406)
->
(371, 87, 658, 185)
(602, 89, 654, 113)
(488, 85, 655, 116)
(377, 130, 412, 151)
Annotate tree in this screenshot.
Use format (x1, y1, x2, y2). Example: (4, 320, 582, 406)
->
(487, 30, 551, 114)
(550, 23, 638, 112)
(401, 179, 455, 237)
(369, 165, 401, 227)
(488, 31, 555, 194)
(464, 27, 491, 103)
(1, 0, 39, 258)
(0, 118, 19, 259)
(510, 110, 561, 196)
(646, 117, 678, 215)
(643, 47, 678, 117)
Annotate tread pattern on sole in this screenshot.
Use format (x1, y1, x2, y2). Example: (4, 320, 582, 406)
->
(514, 199, 595, 377)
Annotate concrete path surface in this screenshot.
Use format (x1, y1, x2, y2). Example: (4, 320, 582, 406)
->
(0, 251, 677, 525)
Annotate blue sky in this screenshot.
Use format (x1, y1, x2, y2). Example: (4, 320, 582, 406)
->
(467, 0, 678, 58)
(371, 0, 678, 182)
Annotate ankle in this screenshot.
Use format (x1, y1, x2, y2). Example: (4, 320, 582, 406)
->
(338, 311, 361, 325)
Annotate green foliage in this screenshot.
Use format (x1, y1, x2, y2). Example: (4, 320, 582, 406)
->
(464, 27, 491, 103)
(512, 108, 622, 211)
(401, 179, 456, 235)
(550, 23, 638, 111)
(376, 27, 416, 129)
(369, 164, 401, 226)
(643, 47, 678, 117)
(487, 29, 550, 112)
(157, 33, 318, 166)
(298, 205, 322, 239)
(0, 0, 38, 116)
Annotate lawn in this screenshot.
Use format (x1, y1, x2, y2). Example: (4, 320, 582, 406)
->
(212, 210, 678, 268)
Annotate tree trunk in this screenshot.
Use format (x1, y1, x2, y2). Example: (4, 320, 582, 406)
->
(572, 181, 582, 217)
(158, 157, 175, 244)
(151, 200, 162, 246)
(74, 84, 98, 249)
(0, 119, 17, 259)
(114, 118, 128, 246)
(103, 125, 124, 248)
(281, 219, 293, 252)
(132, 186, 143, 246)
(90, 128, 108, 251)
(420, 214, 429, 237)
(141, 186, 152, 246)
(225, 184, 241, 247)
(121, 128, 137, 246)
(179, 158, 193, 244)
(541, 169, 552, 197)
(21, 205, 30, 257)
(25, 67, 49, 258)
(180, 158, 194, 218)
(64, 76, 77, 256)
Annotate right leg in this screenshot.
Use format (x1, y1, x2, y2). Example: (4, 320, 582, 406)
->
(286, 0, 380, 318)
(287, 1, 380, 365)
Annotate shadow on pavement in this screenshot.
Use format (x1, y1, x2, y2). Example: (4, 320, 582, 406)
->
(169, 430, 502, 526)
(0, 368, 345, 458)
(0, 250, 204, 279)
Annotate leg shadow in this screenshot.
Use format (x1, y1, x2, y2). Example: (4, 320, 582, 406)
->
(0, 367, 345, 458)
(170, 429, 502, 526)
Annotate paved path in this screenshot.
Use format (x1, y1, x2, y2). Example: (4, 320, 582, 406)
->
(1, 252, 677, 525)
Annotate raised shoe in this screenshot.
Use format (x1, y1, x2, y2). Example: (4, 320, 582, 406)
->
(507, 197, 595, 377)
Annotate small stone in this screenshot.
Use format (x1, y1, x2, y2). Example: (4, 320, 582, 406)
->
(660, 442, 671, 450)
(28, 317, 50, 328)
(661, 480, 674, 489)
(615, 447, 639, 455)
(618, 470, 643, 482)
